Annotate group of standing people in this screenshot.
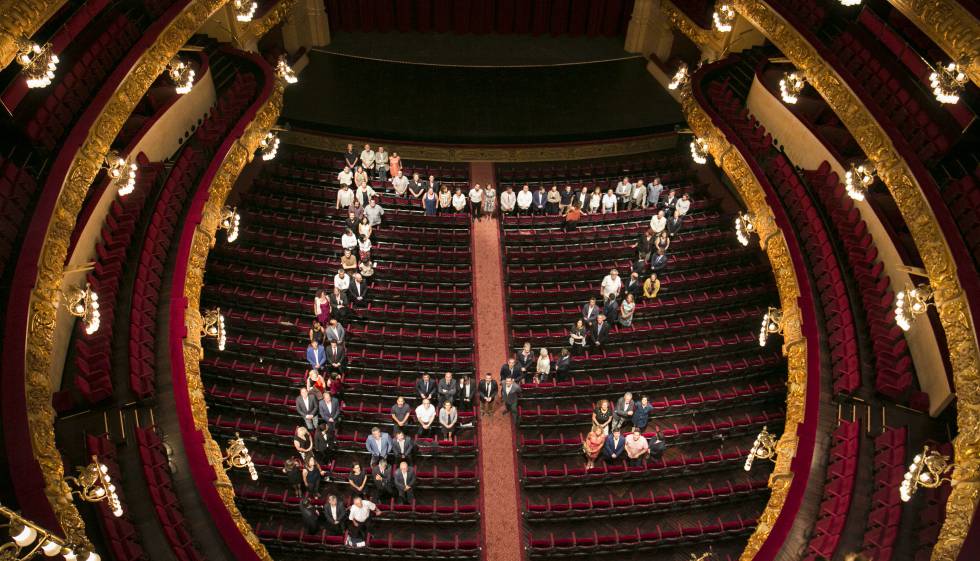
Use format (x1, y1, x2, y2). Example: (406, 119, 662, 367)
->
(581, 393, 667, 469)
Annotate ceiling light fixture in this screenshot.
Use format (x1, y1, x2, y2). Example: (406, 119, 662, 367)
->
(668, 62, 689, 90)
(779, 71, 806, 104)
(758, 306, 783, 347)
(690, 137, 710, 165)
(64, 283, 100, 335)
(895, 283, 934, 331)
(844, 161, 875, 201)
(166, 57, 196, 94)
(15, 36, 59, 89)
(713, 4, 736, 32)
(233, 0, 258, 22)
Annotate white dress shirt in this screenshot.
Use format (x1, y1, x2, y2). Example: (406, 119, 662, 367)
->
(500, 190, 517, 211)
(601, 275, 622, 298)
(676, 198, 691, 215)
(338, 169, 353, 186)
(415, 404, 436, 424)
(650, 215, 667, 233)
(360, 150, 376, 169)
(516, 190, 533, 209)
(349, 500, 376, 523)
(334, 274, 350, 291)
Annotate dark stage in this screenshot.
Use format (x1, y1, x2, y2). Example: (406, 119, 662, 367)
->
(282, 50, 685, 144)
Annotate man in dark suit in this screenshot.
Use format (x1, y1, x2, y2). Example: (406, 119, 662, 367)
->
(590, 314, 610, 347)
(416, 373, 436, 401)
(326, 341, 346, 375)
(501, 377, 521, 418)
(391, 430, 414, 464)
(603, 428, 626, 463)
(531, 185, 547, 214)
(581, 297, 600, 327)
(318, 390, 341, 431)
(321, 494, 347, 535)
(478, 372, 499, 416)
(296, 387, 318, 430)
(458, 376, 474, 409)
(372, 459, 394, 502)
(349, 273, 369, 306)
(499, 358, 518, 382)
(393, 461, 417, 504)
(299, 498, 321, 533)
(650, 248, 669, 272)
(328, 287, 350, 324)
(515, 344, 534, 383)
(624, 272, 643, 299)
(437, 371, 459, 405)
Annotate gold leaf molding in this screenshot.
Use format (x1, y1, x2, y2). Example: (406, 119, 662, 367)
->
(240, 0, 297, 43)
(679, 85, 810, 561)
(0, 0, 66, 70)
(732, 3, 980, 561)
(886, 0, 980, 87)
(661, 0, 718, 50)
(21, 0, 230, 549)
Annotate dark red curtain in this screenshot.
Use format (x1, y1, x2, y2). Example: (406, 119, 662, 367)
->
(324, 0, 634, 36)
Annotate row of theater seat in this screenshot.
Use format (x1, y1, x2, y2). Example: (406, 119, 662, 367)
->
(804, 420, 860, 560)
(255, 525, 479, 558)
(273, 150, 470, 181)
(0, 157, 39, 287)
(497, 170, 696, 192)
(245, 207, 472, 244)
(73, 157, 160, 402)
(938, 172, 980, 268)
(504, 210, 725, 245)
(495, 151, 690, 182)
(243, 190, 472, 227)
(859, 426, 908, 561)
(85, 434, 148, 561)
(134, 426, 205, 561)
(128, 72, 258, 399)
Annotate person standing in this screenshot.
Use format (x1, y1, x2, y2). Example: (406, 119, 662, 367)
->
(416, 373, 436, 401)
(437, 371, 458, 406)
(624, 426, 650, 466)
(306, 341, 326, 371)
(501, 377, 521, 418)
(468, 183, 484, 219)
(438, 400, 458, 439)
(500, 185, 516, 215)
(532, 185, 548, 215)
(322, 494, 347, 536)
(415, 397, 436, 437)
(390, 396, 412, 435)
(582, 425, 606, 470)
(372, 458, 393, 502)
(388, 152, 401, 178)
(393, 461, 417, 504)
(347, 496, 377, 546)
(478, 372, 499, 416)
(612, 392, 635, 432)
(499, 357, 519, 382)
(632, 395, 654, 431)
(603, 428, 625, 464)
(391, 431, 414, 464)
(482, 184, 497, 218)
(632, 179, 648, 209)
(390, 170, 408, 196)
(647, 177, 663, 208)
(515, 343, 534, 383)
(344, 143, 359, 169)
(360, 144, 376, 177)
(546, 185, 561, 214)
(375, 146, 389, 182)
(516, 184, 533, 215)
(615, 176, 633, 208)
(422, 187, 438, 216)
(299, 497, 321, 533)
(554, 348, 571, 380)
(296, 387, 318, 430)
(365, 426, 392, 466)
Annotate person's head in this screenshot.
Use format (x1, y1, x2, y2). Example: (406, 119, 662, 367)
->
(474, 183, 481, 190)
(308, 369, 319, 380)
(632, 426, 642, 436)
(444, 371, 453, 381)
(348, 211, 356, 221)
(538, 184, 546, 191)
(428, 175, 435, 182)
(506, 185, 513, 192)
(306, 456, 316, 469)
(461, 376, 469, 385)
(312, 319, 321, 329)
(682, 193, 689, 200)
(637, 179, 645, 186)
(427, 186, 435, 194)
(581, 186, 589, 193)
(673, 209, 681, 219)
(657, 248, 665, 256)
(649, 272, 658, 281)
(352, 462, 361, 474)
(564, 185, 571, 192)
(324, 390, 332, 401)
(422, 373, 430, 381)
(610, 269, 619, 278)
(353, 496, 363, 507)
(561, 347, 570, 357)
(599, 399, 609, 410)
(505, 377, 513, 386)
(360, 216, 370, 225)
(593, 186, 601, 194)
(300, 387, 309, 398)
(328, 494, 338, 505)
(378, 458, 387, 470)
(589, 296, 596, 305)
(575, 318, 585, 329)
(396, 170, 403, 177)
(626, 293, 635, 304)
(378, 146, 384, 152)
(356, 165, 363, 173)
(623, 176, 629, 183)
(395, 430, 405, 441)
(318, 289, 327, 299)
(484, 372, 493, 382)
(399, 461, 408, 471)
(613, 428, 621, 438)
(653, 177, 661, 186)
(333, 286, 342, 296)
(668, 189, 676, 197)
(658, 210, 665, 218)
(640, 396, 649, 405)
(330, 340, 338, 351)
(597, 314, 606, 324)
(363, 143, 371, 151)
(607, 189, 615, 195)
(659, 231, 668, 241)
(371, 426, 381, 438)
(343, 165, 351, 172)
(523, 342, 532, 352)
(354, 273, 363, 283)
(310, 340, 319, 349)
(369, 198, 377, 207)
(631, 272, 639, 282)
(454, 187, 462, 194)
(508, 357, 516, 367)
(413, 172, 420, 180)
(396, 396, 405, 406)
(347, 143, 353, 151)
(539, 347, 548, 358)
(521, 184, 529, 192)
(592, 425, 604, 436)
(443, 400, 453, 411)
(422, 397, 431, 408)
(624, 392, 633, 402)
(343, 249, 353, 258)
(550, 185, 558, 192)
(440, 185, 448, 193)
(296, 425, 308, 437)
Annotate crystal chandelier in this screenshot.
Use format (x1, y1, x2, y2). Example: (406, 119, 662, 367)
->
(735, 212, 755, 246)
(668, 62, 689, 90)
(64, 283, 100, 334)
(900, 445, 953, 501)
(895, 283, 934, 331)
(259, 131, 280, 161)
(103, 151, 138, 196)
(713, 4, 736, 32)
(166, 57, 195, 94)
(758, 306, 783, 346)
(929, 60, 968, 104)
(222, 433, 258, 480)
(690, 137, 709, 165)
(65, 456, 124, 517)
(276, 56, 298, 84)
(202, 307, 226, 350)
(219, 206, 241, 242)
(233, 0, 258, 22)
(0, 503, 100, 561)
(744, 426, 778, 470)
(778, 71, 806, 104)
(15, 37, 60, 89)
(844, 161, 875, 201)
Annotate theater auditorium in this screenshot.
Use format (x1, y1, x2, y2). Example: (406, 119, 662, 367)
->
(0, 2, 978, 561)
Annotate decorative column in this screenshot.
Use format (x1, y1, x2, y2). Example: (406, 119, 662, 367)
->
(282, 0, 330, 54)
(625, 0, 672, 58)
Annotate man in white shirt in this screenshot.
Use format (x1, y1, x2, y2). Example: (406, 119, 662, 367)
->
(347, 496, 377, 545)
(500, 186, 517, 215)
(601, 189, 618, 214)
(676, 193, 691, 216)
(359, 144, 376, 176)
(468, 184, 484, 219)
(338, 165, 353, 188)
(334, 269, 351, 293)
(615, 176, 633, 207)
(414, 397, 436, 436)
(649, 210, 667, 233)
(390, 170, 408, 195)
(364, 199, 385, 226)
(601, 269, 622, 300)
(631, 180, 647, 209)
(336, 184, 354, 209)
(516, 184, 533, 215)
(375, 146, 389, 182)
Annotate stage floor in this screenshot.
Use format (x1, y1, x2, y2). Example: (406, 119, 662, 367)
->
(282, 49, 685, 144)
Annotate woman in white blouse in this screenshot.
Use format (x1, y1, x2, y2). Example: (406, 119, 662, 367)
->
(452, 188, 467, 213)
(535, 348, 551, 383)
(588, 187, 602, 213)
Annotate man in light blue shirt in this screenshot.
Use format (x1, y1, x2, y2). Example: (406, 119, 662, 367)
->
(365, 426, 392, 466)
(306, 341, 326, 371)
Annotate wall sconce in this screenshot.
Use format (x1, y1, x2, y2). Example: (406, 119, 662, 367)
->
(0, 503, 98, 560)
(844, 161, 876, 201)
(222, 433, 258, 480)
(690, 137, 710, 165)
(900, 445, 953, 501)
(758, 306, 783, 346)
(64, 456, 123, 517)
(166, 57, 195, 94)
(102, 151, 137, 196)
(713, 4, 736, 32)
(259, 131, 280, 161)
(778, 71, 806, 104)
(895, 283, 934, 331)
(219, 206, 240, 242)
(735, 212, 756, 246)
(64, 283, 100, 335)
(233, 0, 258, 22)
(276, 56, 298, 84)
(202, 308, 226, 350)
(929, 59, 968, 105)
(744, 425, 778, 470)
(668, 62, 689, 90)
(15, 36, 59, 89)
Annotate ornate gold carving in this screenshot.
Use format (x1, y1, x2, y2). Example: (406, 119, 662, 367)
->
(282, 130, 679, 163)
(240, 0, 296, 44)
(732, 3, 980, 561)
(0, 0, 66, 70)
(679, 84, 808, 561)
(178, 79, 285, 561)
(886, 0, 980, 87)
(21, 0, 231, 549)
(661, 0, 719, 50)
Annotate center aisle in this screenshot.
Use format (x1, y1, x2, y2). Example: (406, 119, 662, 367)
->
(470, 162, 524, 561)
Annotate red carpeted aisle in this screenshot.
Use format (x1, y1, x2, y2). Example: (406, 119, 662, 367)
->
(470, 162, 524, 561)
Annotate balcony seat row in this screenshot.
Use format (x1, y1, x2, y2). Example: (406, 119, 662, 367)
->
(859, 426, 908, 561)
(85, 434, 148, 561)
(803, 420, 860, 560)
